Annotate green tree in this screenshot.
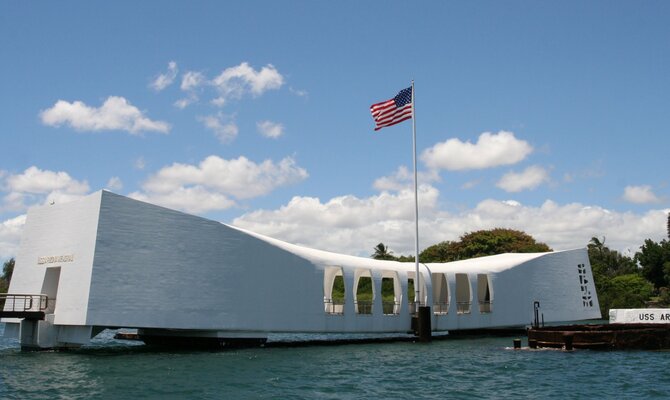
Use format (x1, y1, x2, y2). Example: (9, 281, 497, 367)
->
(635, 239, 670, 289)
(597, 274, 654, 311)
(371, 243, 396, 261)
(0, 258, 14, 294)
(588, 237, 637, 278)
(420, 229, 551, 262)
(3, 258, 14, 283)
(419, 241, 458, 263)
(667, 212, 670, 240)
(587, 239, 649, 316)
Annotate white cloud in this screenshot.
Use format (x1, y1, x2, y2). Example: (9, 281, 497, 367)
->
(622, 185, 662, 204)
(0, 214, 26, 260)
(421, 131, 533, 171)
(135, 157, 146, 170)
(461, 180, 481, 190)
(234, 185, 440, 255)
(130, 186, 236, 214)
(233, 185, 670, 257)
(174, 98, 196, 109)
(149, 61, 178, 91)
(173, 71, 207, 109)
(211, 62, 284, 105)
(106, 177, 123, 191)
(257, 120, 284, 139)
(198, 113, 238, 143)
(40, 96, 170, 134)
(181, 71, 206, 91)
(373, 166, 440, 192)
(289, 87, 308, 97)
(496, 165, 550, 192)
(131, 155, 309, 213)
(1, 166, 90, 211)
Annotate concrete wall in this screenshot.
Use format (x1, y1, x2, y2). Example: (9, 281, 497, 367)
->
(86, 192, 325, 332)
(3, 192, 101, 326)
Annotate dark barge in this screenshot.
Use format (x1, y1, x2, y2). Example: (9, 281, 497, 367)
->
(527, 323, 670, 350)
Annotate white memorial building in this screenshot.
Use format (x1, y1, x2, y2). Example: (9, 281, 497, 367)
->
(2, 191, 600, 349)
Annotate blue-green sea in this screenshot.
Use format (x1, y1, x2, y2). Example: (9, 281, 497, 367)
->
(1, 323, 669, 399)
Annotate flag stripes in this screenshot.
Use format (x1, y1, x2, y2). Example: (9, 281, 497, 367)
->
(370, 87, 413, 131)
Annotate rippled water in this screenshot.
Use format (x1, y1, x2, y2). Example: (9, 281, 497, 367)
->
(1, 323, 669, 399)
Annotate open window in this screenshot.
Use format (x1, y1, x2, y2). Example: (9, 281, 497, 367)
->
(477, 274, 493, 313)
(354, 269, 374, 314)
(455, 273, 471, 314)
(323, 266, 345, 314)
(381, 271, 401, 315)
(432, 273, 449, 314)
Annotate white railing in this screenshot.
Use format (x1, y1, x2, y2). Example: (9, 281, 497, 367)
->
(456, 301, 471, 314)
(433, 302, 450, 314)
(323, 298, 345, 314)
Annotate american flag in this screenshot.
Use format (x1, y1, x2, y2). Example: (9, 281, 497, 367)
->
(370, 87, 413, 131)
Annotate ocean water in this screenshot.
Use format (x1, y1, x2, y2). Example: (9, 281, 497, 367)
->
(1, 323, 669, 399)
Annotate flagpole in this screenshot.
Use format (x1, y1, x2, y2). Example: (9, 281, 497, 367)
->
(411, 80, 420, 314)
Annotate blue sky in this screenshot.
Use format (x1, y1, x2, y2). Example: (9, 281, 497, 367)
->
(1, 1, 668, 260)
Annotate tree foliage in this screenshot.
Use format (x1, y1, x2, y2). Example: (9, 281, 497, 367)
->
(587, 238, 646, 316)
(597, 274, 654, 311)
(371, 243, 395, 261)
(635, 238, 670, 290)
(588, 237, 637, 278)
(419, 229, 551, 262)
(0, 258, 13, 294)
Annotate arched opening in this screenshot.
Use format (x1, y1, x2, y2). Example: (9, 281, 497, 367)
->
(407, 271, 428, 312)
(455, 273, 471, 314)
(432, 273, 449, 314)
(323, 266, 345, 314)
(354, 269, 374, 314)
(381, 271, 401, 315)
(477, 274, 493, 313)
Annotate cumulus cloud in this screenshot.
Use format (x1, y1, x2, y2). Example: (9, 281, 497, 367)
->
(181, 71, 206, 92)
(135, 157, 146, 170)
(0, 214, 26, 260)
(1, 166, 90, 211)
(198, 113, 238, 143)
(106, 177, 123, 191)
(40, 96, 170, 134)
(373, 166, 440, 192)
(233, 185, 440, 254)
(149, 61, 178, 91)
(257, 120, 284, 139)
(421, 131, 533, 171)
(130, 186, 235, 214)
(622, 185, 662, 204)
(173, 71, 207, 109)
(130, 155, 308, 213)
(233, 185, 670, 257)
(496, 165, 550, 192)
(211, 62, 284, 105)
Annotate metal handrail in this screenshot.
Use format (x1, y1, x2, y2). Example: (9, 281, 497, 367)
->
(456, 301, 471, 314)
(0, 293, 49, 312)
(433, 301, 450, 314)
(382, 300, 400, 315)
(354, 300, 373, 315)
(323, 298, 345, 315)
(479, 300, 493, 313)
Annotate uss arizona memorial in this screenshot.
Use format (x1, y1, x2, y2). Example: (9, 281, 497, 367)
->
(2, 191, 600, 349)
